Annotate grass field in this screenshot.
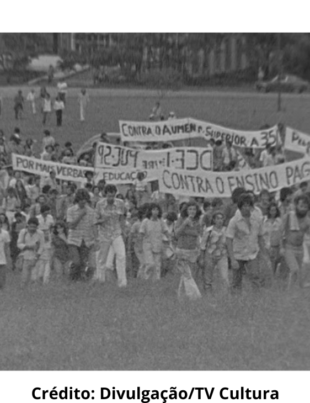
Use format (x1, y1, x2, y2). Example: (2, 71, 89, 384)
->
(1, 86, 310, 370)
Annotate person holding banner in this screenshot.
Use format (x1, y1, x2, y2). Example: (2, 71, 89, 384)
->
(226, 193, 267, 292)
(95, 184, 127, 287)
(174, 201, 202, 300)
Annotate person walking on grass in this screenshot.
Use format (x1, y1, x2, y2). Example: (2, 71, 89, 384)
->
(280, 194, 310, 289)
(226, 193, 267, 293)
(199, 210, 229, 293)
(14, 90, 24, 120)
(78, 89, 90, 122)
(27, 89, 36, 115)
(42, 93, 52, 125)
(0, 219, 11, 290)
(66, 189, 97, 281)
(51, 221, 70, 278)
(17, 217, 44, 287)
(139, 203, 169, 281)
(36, 204, 55, 285)
(174, 201, 202, 300)
(0, 93, 3, 118)
(263, 202, 282, 275)
(54, 95, 65, 127)
(95, 184, 127, 287)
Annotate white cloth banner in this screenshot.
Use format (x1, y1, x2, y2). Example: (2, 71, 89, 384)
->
(94, 142, 213, 172)
(95, 168, 157, 184)
(284, 126, 310, 155)
(12, 154, 157, 185)
(158, 157, 310, 198)
(12, 154, 95, 183)
(119, 118, 280, 148)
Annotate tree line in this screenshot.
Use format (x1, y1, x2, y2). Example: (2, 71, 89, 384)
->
(1, 33, 310, 84)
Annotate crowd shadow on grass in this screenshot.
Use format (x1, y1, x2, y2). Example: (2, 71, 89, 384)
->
(1, 270, 310, 370)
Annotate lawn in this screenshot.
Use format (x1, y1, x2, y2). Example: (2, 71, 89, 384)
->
(1, 86, 310, 370)
(1, 86, 310, 153)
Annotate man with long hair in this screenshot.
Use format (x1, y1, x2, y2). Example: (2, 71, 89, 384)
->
(95, 184, 127, 287)
(66, 189, 97, 281)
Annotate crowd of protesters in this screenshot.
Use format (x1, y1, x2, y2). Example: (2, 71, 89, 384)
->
(0, 95, 307, 301)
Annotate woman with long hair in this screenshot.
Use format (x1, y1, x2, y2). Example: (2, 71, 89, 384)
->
(52, 221, 70, 278)
(174, 201, 202, 300)
(0, 213, 10, 232)
(15, 179, 28, 210)
(139, 203, 169, 280)
(2, 187, 20, 224)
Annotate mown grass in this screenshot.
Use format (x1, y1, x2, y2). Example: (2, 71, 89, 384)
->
(1, 86, 310, 153)
(1, 270, 310, 370)
(1, 87, 310, 370)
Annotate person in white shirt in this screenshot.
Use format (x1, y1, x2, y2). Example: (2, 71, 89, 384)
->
(42, 130, 55, 152)
(222, 140, 237, 171)
(54, 95, 65, 127)
(42, 93, 52, 125)
(57, 80, 68, 104)
(0, 220, 11, 289)
(78, 89, 90, 122)
(259, 144, 276, 167)
(36, 204, 55, 284)
(27, 89, 36, 114)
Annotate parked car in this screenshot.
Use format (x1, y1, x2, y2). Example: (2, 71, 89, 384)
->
(255, 74, 308, 93)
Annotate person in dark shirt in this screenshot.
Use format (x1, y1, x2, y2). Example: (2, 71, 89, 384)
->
(14, 90, 24, 120)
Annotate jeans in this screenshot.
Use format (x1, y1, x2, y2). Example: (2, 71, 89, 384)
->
(284, 247, 304, 288)
(203, 253, 229, 290)
(56, 110, 62, 126)
(0, 264, 6, 289)
(80, 105, 85, 121)
(134, 245, 144, 279)
(68, 241, 91, 281)
(176, 248, 201, 300)
(95, 236, 127, 287)
(231, 257, 263, 291)
(34, 259, 51, 284)
(142, 251, 161, 281)
(21, 259, 37, 285)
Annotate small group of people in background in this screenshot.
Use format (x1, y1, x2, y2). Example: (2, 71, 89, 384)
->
(9, 84, 90, 126)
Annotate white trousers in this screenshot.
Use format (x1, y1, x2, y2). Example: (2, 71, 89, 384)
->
(80, 105, 86, 121)
(33, 259, 51, 284)
(95, 236, 127, 287)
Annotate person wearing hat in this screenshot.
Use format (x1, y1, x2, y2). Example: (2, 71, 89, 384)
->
(199, 210, 229, 292)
